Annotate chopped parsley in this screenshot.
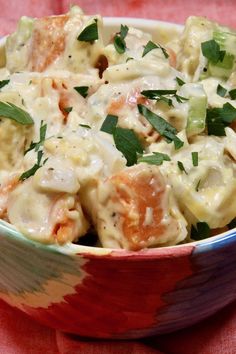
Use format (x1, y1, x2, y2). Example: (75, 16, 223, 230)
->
(63, 107, 73, 113)
(79, 124, 91, 129)
(19, 150, 47, 181)
(142, 40, 169, 58)
(138, 104, 184, 149)
(195, 179, 201, 192)
(156, 96, 173, 107)
(77, 19, 98, 42)
(74, 86, 89, 98)
(0, 80, 10, 89)
(175, 94, 189, 103)
(217, 84, 227, 97)
(0, 101, 34, 125)
(206, 102, 236, 136)
(191, 222, 210, 240)
(141, 89, 188, 106)
(191, 151, 198, 167)
(100, 114, 118, 134)
(229, 88, 236, 100)
(201, 39, 225, 64)
(25, 121, 47, 154)
(177, 161, 187, 174)
(100, 114, 143, 166)
(218, 102, 236, 123)
(141, 89, 177, 98)
(206, 108, 226, 136)
(120, 24, 129, 39)
(137, 152, 171, 165)
(113, 24, 129, 54)
(113, 127, 143, 166)
(175, 77, 185, 86)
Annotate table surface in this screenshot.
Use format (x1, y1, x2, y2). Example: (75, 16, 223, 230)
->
(0, 1, 236, 353)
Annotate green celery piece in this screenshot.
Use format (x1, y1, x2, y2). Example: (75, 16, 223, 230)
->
(213, 29, 236, 56)
(186, 95, 207, 137)
(208, 52, 234, 79)
(206, 29, 236, 79)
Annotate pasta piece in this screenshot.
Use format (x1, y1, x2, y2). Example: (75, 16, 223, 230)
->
(95, 164, 187, 250)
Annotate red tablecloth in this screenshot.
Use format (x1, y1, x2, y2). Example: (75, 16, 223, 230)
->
(0, 1, 236, 353)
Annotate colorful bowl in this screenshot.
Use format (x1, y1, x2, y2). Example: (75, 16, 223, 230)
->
(1, 218, 236, 339)
(0, 18, 236, 339)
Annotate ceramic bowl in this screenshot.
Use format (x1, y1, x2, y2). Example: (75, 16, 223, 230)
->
(0, 18, 236, 339)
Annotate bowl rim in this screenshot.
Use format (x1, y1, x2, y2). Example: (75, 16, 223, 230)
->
(0, 17, 235, 257)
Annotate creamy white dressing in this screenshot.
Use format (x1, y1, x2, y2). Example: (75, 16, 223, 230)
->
(0, 8, 235, 249)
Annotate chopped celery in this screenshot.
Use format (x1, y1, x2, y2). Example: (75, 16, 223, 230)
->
(204, 28, 236, 79)
(208, 52, 234, 79)
(180, 83, 207, 137)
(213, 30, 236, 56)
(187, 95, 207, 136)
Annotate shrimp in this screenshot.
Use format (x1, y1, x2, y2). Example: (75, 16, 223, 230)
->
(96, 164, 187, 250)
(30, 15, 69, 72)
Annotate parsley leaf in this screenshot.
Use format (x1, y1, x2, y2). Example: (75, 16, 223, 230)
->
(100, 113, 143, 165)
(191, 222, 210, 240)
(206, 102, 236, 135)
(0, 101, 34, 125)
(79, 124, 91, 129)
(177, 161, 187, 174)
(142, 41, 158, 57)
(141, 89, 188, 106)
(219, 102, 236, 123)
(192, 151, 198, 166)
(120, 24, 129, 39)
(196, 179, 201, 192)
(137, 152, 171, 165)
(113, 127, 143, 166)
(217, 84, 227, 97)
(25, 121, 47, 154)
(100, 114, 118, 134)
(142, 40, 169, 58)
(63, 107, 73, 113)
(201, 39, 225, 64)
(141, 89, 177, 98)
(206, 108, 226, 136)
(175, 94, 188, 103)
(138, 104, 184, 149)
(229, 88, 236, 100)
(175, 77, 185, 86)
(114, 24, 129, 54)
(77, 20, 98, 42)
(19, 150, 46, 181)
(74, 86, 89, 98)
(0, 80, 10, 89)
(114, 36, 126, 54)
(156, 96, 173, 107)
